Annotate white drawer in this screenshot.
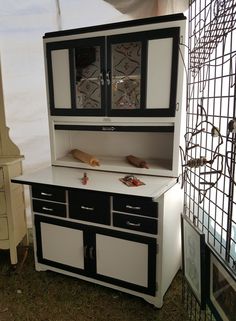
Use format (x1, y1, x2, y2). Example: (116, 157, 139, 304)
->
(0, 192, 6, 216)
(0, 217, 8, 240)
(0, 168, 4, 189)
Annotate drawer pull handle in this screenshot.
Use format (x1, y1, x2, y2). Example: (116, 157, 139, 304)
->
(126, 205, 141, 210)
(102, 126, 115, 131)
(41, 192, 52, 197)
(126, 221, 141, 227)
(84, 245, 88, 259)
(81, 206, 94, 211)
(42, 206, 53, 211)
(89, 246, 95, 260)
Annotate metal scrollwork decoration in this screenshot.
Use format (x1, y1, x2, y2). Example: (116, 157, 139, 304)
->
(226, 118, 236, 185)
(180, 103, 224, 203)
(190, 0, 236, 79)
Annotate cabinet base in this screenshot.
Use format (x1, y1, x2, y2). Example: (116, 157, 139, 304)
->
(34, 262, 165, 308)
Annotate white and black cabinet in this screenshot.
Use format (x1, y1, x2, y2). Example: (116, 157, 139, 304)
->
(12, 13, 186, 309)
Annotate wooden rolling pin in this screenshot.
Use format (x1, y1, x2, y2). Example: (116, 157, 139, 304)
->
(126, 155, 149, 169)
(71, 149, 100, 166)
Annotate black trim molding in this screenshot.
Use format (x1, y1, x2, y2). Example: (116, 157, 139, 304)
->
(54, 124, 174, 132)
(43, 13, 186, 39)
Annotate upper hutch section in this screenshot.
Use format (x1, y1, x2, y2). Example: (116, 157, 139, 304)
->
(43, 14, 186, 177)
(44, 14, 186, 118)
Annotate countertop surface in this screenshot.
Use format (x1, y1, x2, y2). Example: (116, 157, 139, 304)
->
(12, 165, 178, 199)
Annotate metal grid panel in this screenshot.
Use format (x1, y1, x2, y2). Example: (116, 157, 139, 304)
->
(183, 278, 217, 321)
(183, 0, 236, 319)
(185, 0, 236, 269)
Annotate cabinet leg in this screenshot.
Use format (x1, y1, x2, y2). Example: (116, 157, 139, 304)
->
(21, 232, 29, 247)
(9, 232, 29, 266)
(9, 246, 18, 265)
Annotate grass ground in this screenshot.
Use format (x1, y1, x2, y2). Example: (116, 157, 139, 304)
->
(0, 243, 187, 321)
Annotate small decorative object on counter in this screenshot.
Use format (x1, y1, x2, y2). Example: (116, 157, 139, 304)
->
(71, 149, 100, 166)
(81, 172, 88, 185)
(126, 155, 149, 169)
(119, 175, 145, 187)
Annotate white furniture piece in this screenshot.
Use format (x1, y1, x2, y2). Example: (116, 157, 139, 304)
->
(12, 13, 186, 307)
(0, 61, 28, 265)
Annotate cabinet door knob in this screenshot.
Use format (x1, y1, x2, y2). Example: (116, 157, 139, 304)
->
(106, 71, 111, 86)
(89, 246, 95, 260)
(99, 72, 104, 86)
(126, 221, 141, 227)
(126, 205, 141, 210)
(81, 205, 94, 211)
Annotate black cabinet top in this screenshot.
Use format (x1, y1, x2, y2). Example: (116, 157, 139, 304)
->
(43, 13, 186, 39)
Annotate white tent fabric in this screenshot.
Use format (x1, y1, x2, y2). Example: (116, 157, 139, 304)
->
(0, 0, 187, 226)
(157, 0, 188, 15)
(103, 0, 157, 18)
(0, 0, 158, 174)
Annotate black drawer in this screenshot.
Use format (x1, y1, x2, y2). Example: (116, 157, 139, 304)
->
(68, 190, 110, 225)
(113, 213, 158, 234)
(32, 185, 66, 202)
(33, 199, 66, 217)
(113, 195, 157, 218)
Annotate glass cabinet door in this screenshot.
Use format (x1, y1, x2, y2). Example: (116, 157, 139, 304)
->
(110, 41, 142, 111)
(74, 40, 106, 115)
(46, 37, 106, 116)
(107, 34, 145, 116)
(107, 28, 179, 117)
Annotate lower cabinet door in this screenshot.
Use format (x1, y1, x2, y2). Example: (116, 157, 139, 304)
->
(93, 228, 157, 296)
(34, 215, 88, 275)
(34, 215, 156, 296)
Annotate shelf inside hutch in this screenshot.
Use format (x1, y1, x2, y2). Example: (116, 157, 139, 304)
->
(51, 126, 175, 176)
(54, 154, 173, 176)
